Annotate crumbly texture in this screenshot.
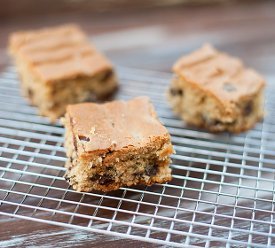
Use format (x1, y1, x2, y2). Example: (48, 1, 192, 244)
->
(9, 24, 117, 122)
(168, 44, 266, 133)
(63, 96, 174, 192)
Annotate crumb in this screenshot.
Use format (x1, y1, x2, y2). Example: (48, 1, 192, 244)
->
(63, 97, 174, 192)
(168, 44, 265, 133)
(90, 126, 96, 135)
(9, 24, 117, 122)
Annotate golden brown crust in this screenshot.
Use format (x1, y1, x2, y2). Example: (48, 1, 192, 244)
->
(18, 43, 96, 65)
(173, 44, 265, 107)
(33, 53, 113, 83)
(66, 96, 170, 155)
(9, 24, 113, 83)
(9, 24, 84, 53)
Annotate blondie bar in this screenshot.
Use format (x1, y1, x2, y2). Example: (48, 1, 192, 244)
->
(168, 44, 265, 133)
(63, 97, 174, 192)
(9, 24, 117, 122)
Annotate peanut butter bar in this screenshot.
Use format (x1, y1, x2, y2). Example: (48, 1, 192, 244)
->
(63, 97, 174, 192)
(168, 44, 265, 133)
(9, 24, 117, 122)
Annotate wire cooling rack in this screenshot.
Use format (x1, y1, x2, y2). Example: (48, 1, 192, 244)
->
(0, 66, 275, 247)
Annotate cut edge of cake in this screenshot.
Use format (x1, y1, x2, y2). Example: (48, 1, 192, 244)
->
(8, 24, 118, 122)
(63, 97, 174, 192)
(167, 44, 266, 133)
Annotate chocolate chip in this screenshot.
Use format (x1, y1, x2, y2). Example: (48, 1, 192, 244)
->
(170, 88, 183, 96)
(90, 174, 100, 181)
(145, 164, 158, 176)
(223, 82, 236, 92)
(64, 176, 73, 188)
(200, 96, 206, 104)
(101, 70, 113, 82)
(64, 175, 70, 182)
(27, 88, 33, 98)
(202, 114, 222, 127)
(211, 119, 222, 126)
(69, 157, 73, 163)
(78, 135, 90, 142)
(133, 172, 143, 178)
(99, 174, 114, 185)
(107, 166, 114, 171)
(243, 101, 253, 116)
(73, 136, 78, 152)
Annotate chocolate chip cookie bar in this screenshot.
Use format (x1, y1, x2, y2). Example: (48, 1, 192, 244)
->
(168, 44, 265, 133)
(9, 24, 117, 122)
(63, 96, 174, 192)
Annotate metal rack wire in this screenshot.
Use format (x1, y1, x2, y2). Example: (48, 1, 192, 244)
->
(0, 66, 275, 247)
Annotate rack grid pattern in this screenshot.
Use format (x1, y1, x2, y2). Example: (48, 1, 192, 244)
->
(0, 66, 275, 247)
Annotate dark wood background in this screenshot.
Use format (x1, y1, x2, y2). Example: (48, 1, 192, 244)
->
(1, 1, 275, 247)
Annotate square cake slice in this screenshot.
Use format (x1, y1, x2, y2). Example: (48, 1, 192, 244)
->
(9, 24, 117, 122)
(63, 96, 174, 192)
(168, 44, 266, 133)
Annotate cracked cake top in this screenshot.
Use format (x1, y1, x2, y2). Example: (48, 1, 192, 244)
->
(173, 44, 265, 104)
(65, 97, 171, 155)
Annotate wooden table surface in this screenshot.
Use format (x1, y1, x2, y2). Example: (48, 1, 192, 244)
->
(1, 1, 275, 247)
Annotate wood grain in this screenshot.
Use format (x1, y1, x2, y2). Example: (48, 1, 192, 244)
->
(1, 1, 275, 247)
